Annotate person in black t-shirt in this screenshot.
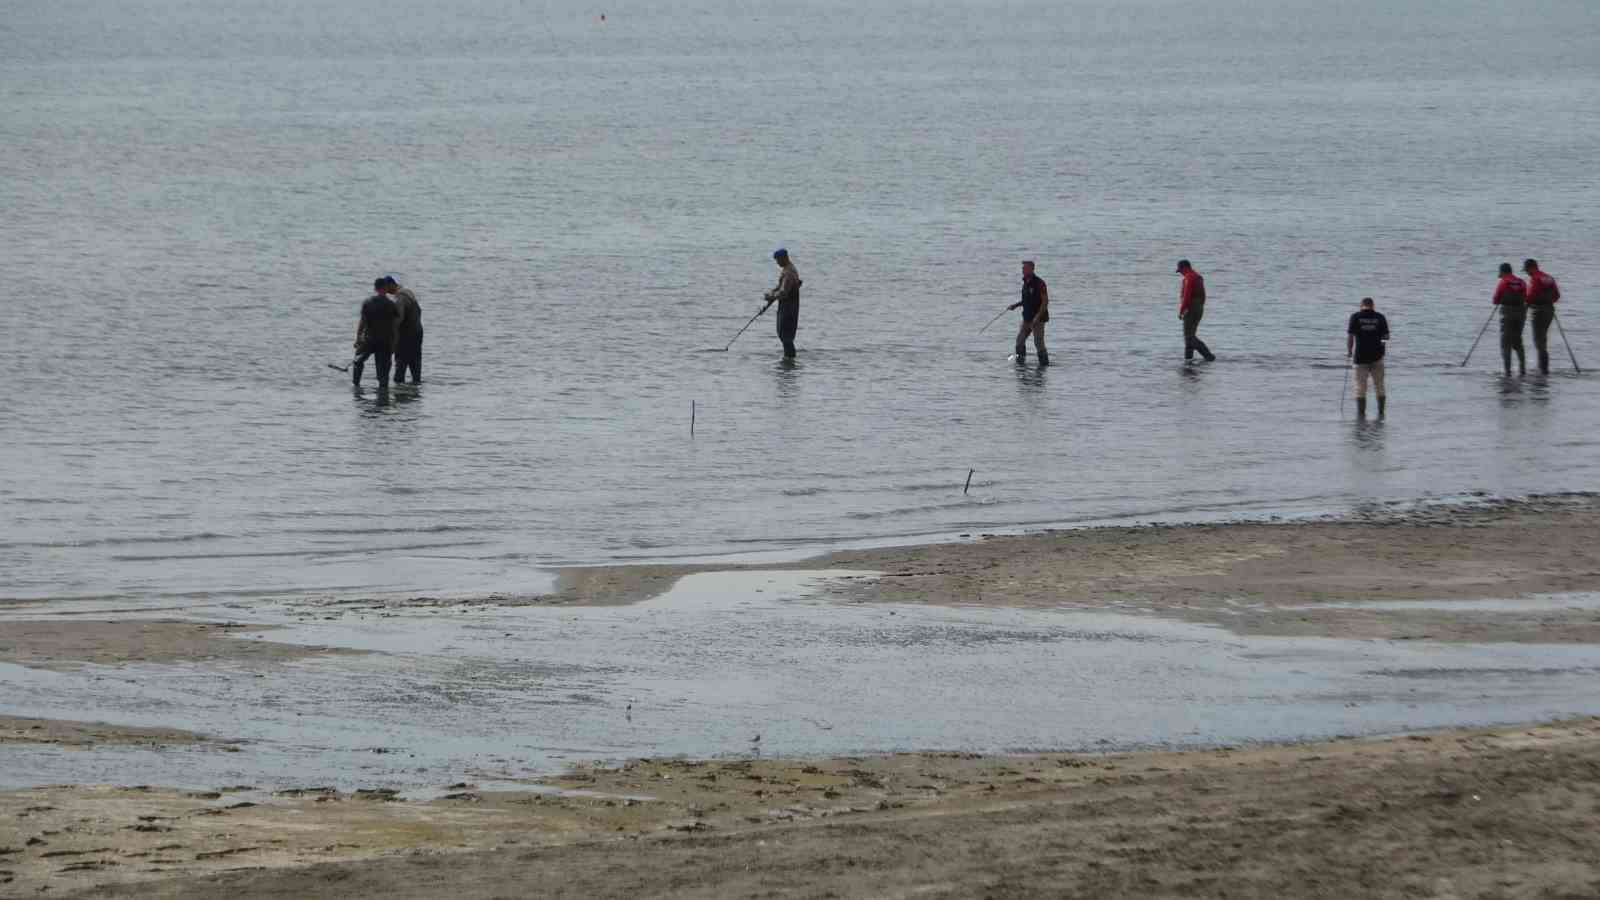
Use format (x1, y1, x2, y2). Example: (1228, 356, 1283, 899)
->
(353, 278, 399, 388)
(1346, 297, 1390, 418)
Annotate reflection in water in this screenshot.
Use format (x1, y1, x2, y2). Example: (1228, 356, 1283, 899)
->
(775, 356, 801, 400)
(1014, 362, 1047, 393)
(1349, 418, 1386, 452)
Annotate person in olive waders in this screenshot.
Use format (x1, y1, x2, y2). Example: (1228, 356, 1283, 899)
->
(762, 248, 802, 358)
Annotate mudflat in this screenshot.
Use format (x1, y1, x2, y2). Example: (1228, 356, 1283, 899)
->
(551, 494, 1600, 642)
(0, 620, 350, 672)
(5, 719, 1596, 899)
(8, 497, 1600, 897)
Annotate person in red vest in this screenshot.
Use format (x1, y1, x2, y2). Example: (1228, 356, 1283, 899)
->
(1176, 260, 1214, 362)
(1523, 259, 1561, 374)
(1493, 262, 1528, 376)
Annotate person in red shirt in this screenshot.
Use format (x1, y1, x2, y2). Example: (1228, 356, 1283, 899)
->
(1176, 260, 1214, 362)
(1523, 258, 1561, 374)
(1492, 262, 1528, 376)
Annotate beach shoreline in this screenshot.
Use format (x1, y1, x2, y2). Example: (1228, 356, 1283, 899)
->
(3, 718, 1597, 898)
(7, 496, 1600, 896)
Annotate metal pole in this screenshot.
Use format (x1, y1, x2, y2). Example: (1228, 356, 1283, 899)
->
(1553, 310, 1582, 373)
(1340, 362, 1350, 418)
(978, 307, 1010, 335)
(1460, 308, 1496, 367)
(721, 304, 771, 351)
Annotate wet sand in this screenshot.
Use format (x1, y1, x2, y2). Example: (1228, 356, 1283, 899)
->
(0, 718, 213, 751)
(4, 718, 1597, 898)
(548, 494, 1600, 642)
(8, 497, 1600, 896)
(0, 621, 351, 672)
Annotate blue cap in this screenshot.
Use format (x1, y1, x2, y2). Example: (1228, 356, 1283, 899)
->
(773, 248, 788, 260)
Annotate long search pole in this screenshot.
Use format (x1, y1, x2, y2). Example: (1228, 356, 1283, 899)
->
(1460, 309, 1496, 367)
(718, 303, 772, 352)
(1553, 310, 1582, 373)
(978, 307, 1011, 335)
(1340, 361, 1350, 418)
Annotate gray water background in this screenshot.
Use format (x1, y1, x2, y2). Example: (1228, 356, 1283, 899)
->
(4, 0, 1600, 604)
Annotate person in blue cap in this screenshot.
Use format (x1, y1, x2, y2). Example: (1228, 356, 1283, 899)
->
(762, 248, 802, 358)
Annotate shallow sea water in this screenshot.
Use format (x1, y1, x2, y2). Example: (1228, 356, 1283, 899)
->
(4, 0, 1600, 603)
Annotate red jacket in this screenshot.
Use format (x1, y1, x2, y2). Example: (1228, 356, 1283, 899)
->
(1179, 270, 1205, 316)
(1527, 271, 1560, 306)
(1493, 274, 1527, 306)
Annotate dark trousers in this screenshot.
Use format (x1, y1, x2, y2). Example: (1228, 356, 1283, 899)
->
(1531, 305, 1554, 372)
(1183, 304, 1214, 360)
(775, 300, 798, 357)
(353, 344, 392, 387)
(1499, 310, 1527, 373)
(395, 330, 423, 383)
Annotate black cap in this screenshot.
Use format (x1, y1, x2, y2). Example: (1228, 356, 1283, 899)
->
(380, 275, 398, 288)
(1499, 263, 1513, 275)
(1175, 259, 1191, 273)
(1360, 297, 1375, 307)
(1523, 258, 1539, 271)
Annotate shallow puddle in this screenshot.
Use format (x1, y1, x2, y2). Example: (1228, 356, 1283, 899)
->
(4, 570, 1600, 791)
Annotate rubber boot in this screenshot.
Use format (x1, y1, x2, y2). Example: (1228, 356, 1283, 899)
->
(1377, 396, 1386, 418)
(1356, 397, 1367, 418)
(1539, 350, 1551, 374)
(1037, 349, 1049, 367)
(1014, 341, 1026, 363)
(1517, 349, 1526, 376)
(1502, 349, 1512, 377)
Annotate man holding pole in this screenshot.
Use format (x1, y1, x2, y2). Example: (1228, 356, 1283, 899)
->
(1347, 297, 1389, 418)
(762, 248, 802, 358)
(1493, 263, 1528, 376)
(1007, 260, 1049, 366)
(353, 278, 399, 389)
(1523, 259, 1561, 374)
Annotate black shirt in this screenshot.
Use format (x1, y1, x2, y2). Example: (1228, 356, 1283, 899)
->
(1347, 310, 1389, 364)
(1020, 275, 1049, 323)
(361, 294, 399, 348)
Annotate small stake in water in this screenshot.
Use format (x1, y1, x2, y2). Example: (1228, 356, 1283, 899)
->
(691, 400, 696, 436)
(963, 469, 975, 495)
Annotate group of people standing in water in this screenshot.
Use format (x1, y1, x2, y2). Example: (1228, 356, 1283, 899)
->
(352, 276, 424, 388)
(346, 255, 1567, 416)
(1492, 259, 1564, 377)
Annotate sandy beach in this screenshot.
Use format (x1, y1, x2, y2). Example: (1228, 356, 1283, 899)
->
(6, 497, 1600, 897)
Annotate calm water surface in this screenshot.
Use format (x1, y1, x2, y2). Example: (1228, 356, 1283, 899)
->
(4, 0, 1599, 603)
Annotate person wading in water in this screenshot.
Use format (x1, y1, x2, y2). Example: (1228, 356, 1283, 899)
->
(762, 248, 802, 358)
(1007, 260, 1049, 366)
(1492, 262, 1528, 377)
(1176, 259, 1215, 362)
(353, 278, 400, 389)
(1523, 258, 1561, 374)
(1346, 296, 1390, 418)
(383, 276, 424, 384)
